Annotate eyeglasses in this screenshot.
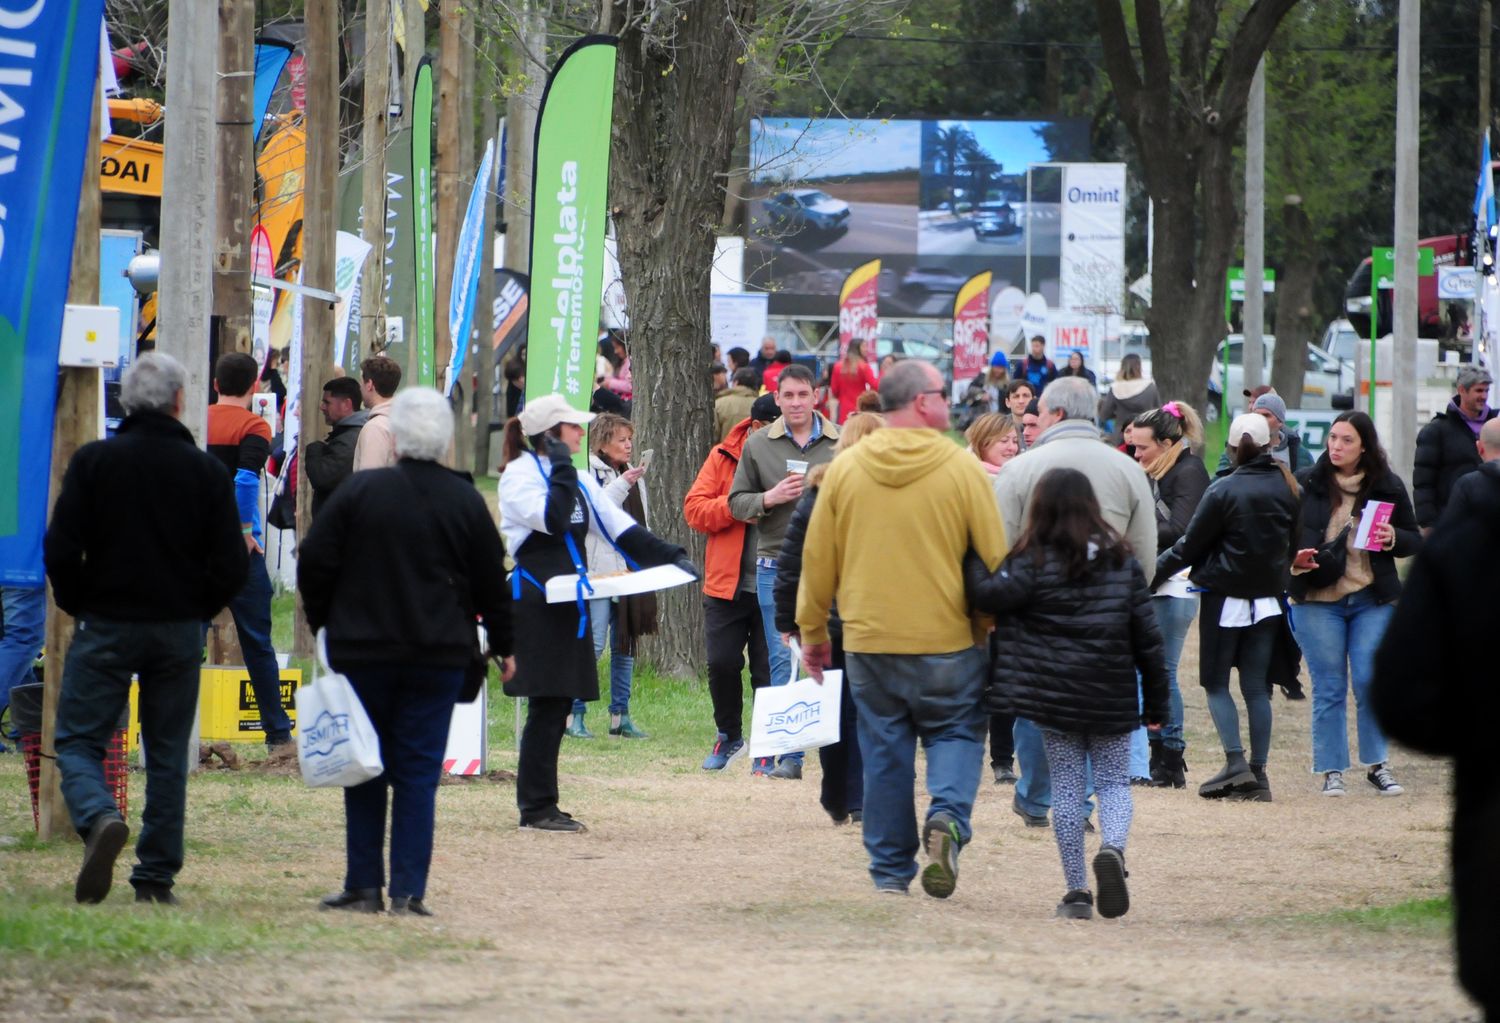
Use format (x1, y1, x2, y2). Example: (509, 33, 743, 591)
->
(917, 389, 946, 398)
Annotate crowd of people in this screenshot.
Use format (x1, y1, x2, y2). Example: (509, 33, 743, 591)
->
(25, 337, 1497, 1015)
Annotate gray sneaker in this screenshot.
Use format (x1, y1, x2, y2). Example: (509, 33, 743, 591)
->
(769, 759, 802, 780)
(1321, 771, 1347, 797)
(920, 813, 962, 899)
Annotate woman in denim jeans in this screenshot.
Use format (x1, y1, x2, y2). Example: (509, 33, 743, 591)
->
(1131, 402, 1209, 789)
(1289, 411, 1421, 797)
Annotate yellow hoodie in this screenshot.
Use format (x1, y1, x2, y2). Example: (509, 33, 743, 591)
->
(796, 428, 1008, 654)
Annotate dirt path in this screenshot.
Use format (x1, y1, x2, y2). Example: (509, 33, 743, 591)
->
(2, 659, 1474, 1022)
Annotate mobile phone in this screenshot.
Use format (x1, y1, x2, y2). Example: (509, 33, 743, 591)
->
(639, 448, 655, 469)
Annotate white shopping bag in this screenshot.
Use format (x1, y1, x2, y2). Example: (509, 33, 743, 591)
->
(296, 630, 384, 788)
(749, 642, 842, 759)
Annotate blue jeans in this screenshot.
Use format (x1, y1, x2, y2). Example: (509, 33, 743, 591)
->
(225, 552, 293, 746)
(573, 598, 634, 718)
(846, 648, 986, 890)
(0, 585, 47, 741)
(341, 663, 464, 900)
(1014, 716, 1094, 818)
(756, 562, 800, 763)
(55, 617, 202, 889)
(1289, 590, 1394, 774)
(1151, 595, 1199, 751)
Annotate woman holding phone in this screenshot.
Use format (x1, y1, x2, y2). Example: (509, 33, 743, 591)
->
(498, 395, 693, 832)
(1288, 411, 1421, 798)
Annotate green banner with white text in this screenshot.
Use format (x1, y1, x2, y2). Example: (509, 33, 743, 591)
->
(412, 58, 435, 387)
(524, 36, 618, 422)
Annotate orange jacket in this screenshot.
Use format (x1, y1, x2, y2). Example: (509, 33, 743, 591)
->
(684, 418, 754, 600)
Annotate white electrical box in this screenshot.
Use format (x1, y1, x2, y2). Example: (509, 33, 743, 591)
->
(58, 304, 121, 368)
(250, 392, 279, 430)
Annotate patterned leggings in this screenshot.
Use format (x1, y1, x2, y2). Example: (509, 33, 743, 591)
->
(1041, 730, 1134, 892)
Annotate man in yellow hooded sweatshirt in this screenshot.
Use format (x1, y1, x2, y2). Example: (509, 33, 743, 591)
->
(797, 361, 1008, 899)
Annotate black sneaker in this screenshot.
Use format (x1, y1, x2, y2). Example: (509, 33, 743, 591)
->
(133, 882, 179, 906)
(1056, 889, 1094, 919)
(1012, 796, 1049, 829)
(919, 813, 962, 899)
(519, 812, 588, 833)
(75, 814, 129, 904)
(319, 887, 384, 913)
(992, 764, 1018, 785)
(1092, 845, 1130, 919)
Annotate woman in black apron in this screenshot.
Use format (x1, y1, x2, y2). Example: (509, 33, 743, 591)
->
(497, 394, 692, 832)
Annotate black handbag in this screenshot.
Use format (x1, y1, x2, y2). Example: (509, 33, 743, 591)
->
(1302, 523, 1352, 590)
(460, 638, 496, 703)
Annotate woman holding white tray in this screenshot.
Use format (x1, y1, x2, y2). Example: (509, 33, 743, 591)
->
(497, 395, 693, 833)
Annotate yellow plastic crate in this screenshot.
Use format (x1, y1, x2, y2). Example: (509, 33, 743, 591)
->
(126, 667, 301, 752)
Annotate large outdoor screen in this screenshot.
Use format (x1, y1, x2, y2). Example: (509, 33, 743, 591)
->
(744, 117, 1089, 318)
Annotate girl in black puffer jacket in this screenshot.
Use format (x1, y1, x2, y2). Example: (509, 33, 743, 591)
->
(966, 468, 1169, 922)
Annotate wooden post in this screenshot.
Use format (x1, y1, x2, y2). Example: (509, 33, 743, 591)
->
(1243, 58, 1266, 393)
(38, 84, 103, 840)
(361, 0, 390, 354)
(293, 0, 340, 658)
(472, 31, 500, 476)
(158, 0, 219, 443)
(434, 0, 462, 394)
(1482, 1, 1493, 147)
(1391, 0, 1419, 485)
(451, 4, 477, 470)
(212, 0, 255, 359)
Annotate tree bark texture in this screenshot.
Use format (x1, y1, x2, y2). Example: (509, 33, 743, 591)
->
(213, 0, 255, 357)
(606, 0, 758, 678)
(1271, 198, 1316, 406)
(1093, 0, 1300, 417)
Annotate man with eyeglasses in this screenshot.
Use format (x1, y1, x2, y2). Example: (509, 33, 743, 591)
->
(795, 361, 1008, 899)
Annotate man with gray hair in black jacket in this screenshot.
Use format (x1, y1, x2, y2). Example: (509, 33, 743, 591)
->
(46, 352, 248, 907)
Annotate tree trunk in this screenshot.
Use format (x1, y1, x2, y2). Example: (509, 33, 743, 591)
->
(606, 0, 757, 678)
(1271, 198, 1317, 406)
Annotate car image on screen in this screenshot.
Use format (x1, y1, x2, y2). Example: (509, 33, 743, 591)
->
(763, 189, 852, 234)
(972, 200, 1020, 239)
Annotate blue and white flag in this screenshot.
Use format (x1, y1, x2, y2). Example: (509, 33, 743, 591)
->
(0, 0, 107, 586)
(444, 136, 495, 396)
(253, 40, 295, 145)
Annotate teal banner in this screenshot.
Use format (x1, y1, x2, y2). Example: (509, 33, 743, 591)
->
(411, 58, 435, 387)
(524, 36, 618, 427)
(0, 0, 106, 585)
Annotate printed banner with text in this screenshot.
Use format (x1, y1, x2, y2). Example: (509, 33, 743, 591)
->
(838, 259, 880, 359)
(951, 271, 992, 383)
(525, 35, 618, 443)
(1058, 163, 1126, 316)
(444, 136, 495, 395)
(411, 58, 435, 386)
(0, 0, 107, 585)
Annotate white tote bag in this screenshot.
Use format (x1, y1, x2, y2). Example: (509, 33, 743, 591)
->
(749, 642, 842, 759)
(296, 629, 384, 788)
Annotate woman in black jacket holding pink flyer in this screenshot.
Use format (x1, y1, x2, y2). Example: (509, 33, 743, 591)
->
(1289, 411, 1421, 800)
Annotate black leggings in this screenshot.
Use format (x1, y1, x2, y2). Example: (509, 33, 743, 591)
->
(517, 696, 572, 822)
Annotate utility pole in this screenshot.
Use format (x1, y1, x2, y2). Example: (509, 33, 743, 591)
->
(39, 85, 103, 841)
(294, 0, 340, 658)
(1243, 58, 1266, 395)
(473, 32, 500, 475)
(212, 0, 255, 361)
(1482, 1, 1493, 147)
(1391, 0, 1420, 485)
(452, 4, 477, 470)
(404, 0, 424, 99)
(159, 0, 220, 442)
(434, 0, 463, 395)
(503, 5, 545, 277)
(361, 0, 390, 355)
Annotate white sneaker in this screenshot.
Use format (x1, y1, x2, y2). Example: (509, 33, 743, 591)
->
(1321, 771, 1347, 797)
(1367, 765, 1404, 796)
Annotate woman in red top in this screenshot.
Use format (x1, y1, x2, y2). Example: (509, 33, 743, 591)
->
(828, 339, 878, 424)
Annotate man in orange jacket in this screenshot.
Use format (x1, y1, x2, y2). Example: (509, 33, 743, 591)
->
(684, 401, 774, 770)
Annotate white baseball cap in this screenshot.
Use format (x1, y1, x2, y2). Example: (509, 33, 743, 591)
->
(519, 393, 596, 435)
(1228, 412, 1271, 449)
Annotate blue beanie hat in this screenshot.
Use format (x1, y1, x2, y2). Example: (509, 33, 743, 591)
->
(989, 350, 1009, 369)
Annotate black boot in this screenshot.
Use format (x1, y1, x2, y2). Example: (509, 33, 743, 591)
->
(1147, 739, 1163, 782)
(1152, 746, 1187, 789)
(1198, 751, 1256, 799)
(1235, 763, 1273, 802)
